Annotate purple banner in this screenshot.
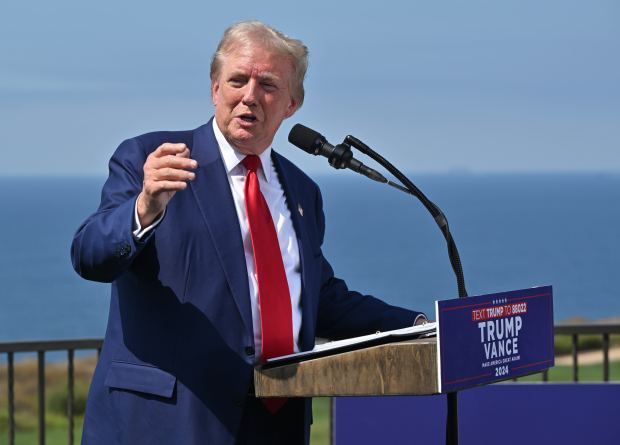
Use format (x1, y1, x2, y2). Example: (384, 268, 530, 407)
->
(437, 286, 554, 392)
(335, 385, 620, 445)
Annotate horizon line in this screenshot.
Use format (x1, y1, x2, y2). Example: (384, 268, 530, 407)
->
(1, 170, 620, 179)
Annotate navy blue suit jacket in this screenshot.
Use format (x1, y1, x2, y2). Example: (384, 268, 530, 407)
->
(71, 120, 421, 444)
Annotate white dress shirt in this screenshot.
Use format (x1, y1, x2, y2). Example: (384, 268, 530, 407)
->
(212, 120, 302, 360)
(133, 120, 302, 361)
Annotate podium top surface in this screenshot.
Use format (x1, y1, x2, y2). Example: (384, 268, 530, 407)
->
(254, 337, 438, 397)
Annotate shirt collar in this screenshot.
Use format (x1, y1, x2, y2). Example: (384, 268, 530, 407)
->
(212, 119, 273, 183)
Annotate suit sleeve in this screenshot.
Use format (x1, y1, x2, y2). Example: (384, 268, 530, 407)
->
(311, 186, 423, 340)
(71, 138, 155, 283)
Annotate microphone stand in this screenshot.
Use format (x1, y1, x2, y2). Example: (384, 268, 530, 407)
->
(328, 134, 467, 445)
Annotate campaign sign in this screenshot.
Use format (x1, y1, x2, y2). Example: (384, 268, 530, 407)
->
(436, 286, 554, 393)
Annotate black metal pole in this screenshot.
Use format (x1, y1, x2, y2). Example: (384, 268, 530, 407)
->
(446, 392, 458, 445)
(344, 135, 467, 445)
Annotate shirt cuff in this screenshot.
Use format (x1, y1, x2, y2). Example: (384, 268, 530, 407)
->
(133, 198, 165, 240)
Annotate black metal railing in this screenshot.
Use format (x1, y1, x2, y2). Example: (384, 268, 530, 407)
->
(1, 324, 619, 444)
(1, 339, 102, 445)
(553, 323, 620, 382)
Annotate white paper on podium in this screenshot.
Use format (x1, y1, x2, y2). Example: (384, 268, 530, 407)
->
(266, 322, 437, 365)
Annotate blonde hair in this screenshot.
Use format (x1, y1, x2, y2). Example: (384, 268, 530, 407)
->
(211, 21, 309, 107)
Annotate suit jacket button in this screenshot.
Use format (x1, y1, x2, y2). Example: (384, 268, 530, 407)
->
(117, 244, 131, 257)
(244, 346, 255, 356)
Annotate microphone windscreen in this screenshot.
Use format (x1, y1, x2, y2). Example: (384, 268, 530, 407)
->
(288, 124, 323, 154)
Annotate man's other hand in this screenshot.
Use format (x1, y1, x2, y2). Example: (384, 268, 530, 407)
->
(137, 143, 198, 227)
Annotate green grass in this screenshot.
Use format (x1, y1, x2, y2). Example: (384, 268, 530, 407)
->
(311, 397, 331, 444)
(0, 425, 83, 445)
(516, 361, 620, 382)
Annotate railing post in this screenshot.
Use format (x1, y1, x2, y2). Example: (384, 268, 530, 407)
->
(68, 349, 75, 445)
(38, 350, 46, 445)
(602, 333, 610, 382)
(571, 334, 579, 382)
(8, 351, 15, 445)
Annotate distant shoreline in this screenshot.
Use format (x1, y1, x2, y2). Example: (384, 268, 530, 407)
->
(0, 171, 620, 180)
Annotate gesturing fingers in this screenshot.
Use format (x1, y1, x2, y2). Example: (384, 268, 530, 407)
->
(148, 156, 197, 179)
(144, 143, 198, 184)
(153, 142, 191, 157)
(138, 143, 199, 226)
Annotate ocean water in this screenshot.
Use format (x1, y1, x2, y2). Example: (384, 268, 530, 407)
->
(0, 173, 618, 343)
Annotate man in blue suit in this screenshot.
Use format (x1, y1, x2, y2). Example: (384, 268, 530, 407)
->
(71, 21, 426, 444)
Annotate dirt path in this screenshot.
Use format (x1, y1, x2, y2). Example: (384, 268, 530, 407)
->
(555, 346, 620, 365)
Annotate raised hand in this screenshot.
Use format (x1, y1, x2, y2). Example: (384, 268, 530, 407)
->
(137, 143, 198, 226)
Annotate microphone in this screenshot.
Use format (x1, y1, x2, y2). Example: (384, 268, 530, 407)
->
(288, 124, 387, 183)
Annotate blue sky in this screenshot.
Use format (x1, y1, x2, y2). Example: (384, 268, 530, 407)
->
(1, 0, 618, 175)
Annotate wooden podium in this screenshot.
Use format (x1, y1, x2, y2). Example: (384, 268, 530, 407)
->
(254, 287, 554, 398)
(254, 337, 439, 397)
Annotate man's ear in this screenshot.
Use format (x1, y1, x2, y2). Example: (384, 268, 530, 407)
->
(284, 97, 299, 119)
(211, 79, 219, 107)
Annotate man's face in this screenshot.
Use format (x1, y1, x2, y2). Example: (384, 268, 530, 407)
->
(211, 44, 298, 155)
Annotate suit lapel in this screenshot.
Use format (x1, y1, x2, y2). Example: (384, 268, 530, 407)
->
(272, 152, 316, 350)
(189, 120, 253, 335)
(187, 124, 316, 349)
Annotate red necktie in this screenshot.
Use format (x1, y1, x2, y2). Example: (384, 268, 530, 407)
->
(242, 155, 293, 413)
